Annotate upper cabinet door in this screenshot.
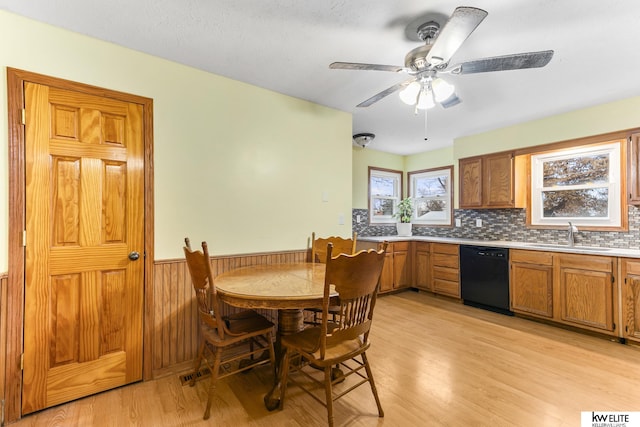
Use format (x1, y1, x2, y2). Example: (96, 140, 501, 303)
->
(459, 152, 514, 209)
(628, 133, 640, 205)
(484, 152, 514, 208)
(459, 157, 483, 208)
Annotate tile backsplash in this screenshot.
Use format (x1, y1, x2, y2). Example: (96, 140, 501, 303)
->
(352, 205, 640, 249)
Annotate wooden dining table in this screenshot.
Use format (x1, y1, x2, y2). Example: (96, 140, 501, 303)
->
(215, 262, 337, 410)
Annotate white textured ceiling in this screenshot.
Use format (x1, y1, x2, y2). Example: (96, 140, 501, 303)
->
(2, 0, 640, 155)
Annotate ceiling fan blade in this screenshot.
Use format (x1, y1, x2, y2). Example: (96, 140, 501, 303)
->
(426, 7, 488, 67)
(441, 93, 461, 109)
(356, 78, 416, 108)
(450, 50, 554, 74)
(330, 62, 406, 73)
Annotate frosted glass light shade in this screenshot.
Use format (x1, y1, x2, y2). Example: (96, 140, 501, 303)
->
(432, 78, 455, 102)
(416, 88, 435, 109)
(399, 82, 421, 105)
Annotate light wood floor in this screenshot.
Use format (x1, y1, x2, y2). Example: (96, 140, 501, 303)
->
(10, 291, 640, 426)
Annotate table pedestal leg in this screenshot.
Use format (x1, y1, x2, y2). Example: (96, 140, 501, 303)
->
(264, 308, 304, 411)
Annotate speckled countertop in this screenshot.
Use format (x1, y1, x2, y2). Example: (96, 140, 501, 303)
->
(358, 235, 640, 258)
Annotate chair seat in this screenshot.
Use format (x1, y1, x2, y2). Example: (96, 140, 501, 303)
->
(202, 314, 274, 345)
(281, 326, 365, 364)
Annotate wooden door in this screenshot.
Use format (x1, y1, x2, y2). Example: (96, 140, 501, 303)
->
(22, 82, 145, 413)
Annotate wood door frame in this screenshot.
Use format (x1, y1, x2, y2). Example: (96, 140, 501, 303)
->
(5, 68, 155, 423)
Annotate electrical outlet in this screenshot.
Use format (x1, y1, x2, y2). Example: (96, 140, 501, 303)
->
(356, 215, 361, 223)
(338, 214, 344, 225)
(455, 218, 461, 227)
(476, 219, 483, 227)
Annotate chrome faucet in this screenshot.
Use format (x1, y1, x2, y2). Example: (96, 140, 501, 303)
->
(568, 222, 578, 247)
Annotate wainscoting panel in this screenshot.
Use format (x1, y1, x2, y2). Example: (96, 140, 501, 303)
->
(151, 250, 307, 378)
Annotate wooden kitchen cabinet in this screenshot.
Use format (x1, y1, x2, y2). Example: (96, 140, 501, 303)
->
(431, 243, 460, 297)
(510, 249, 554, 319)
(357, 241, 411, 293)
(413, 242, 431, 291)
(627, 132, 640, 205)
(556, 253, 617, 334)
(392, 241, 411, 290)
(620, 259, 640, 343)
(379, 248, 394, 293)
(510, 249, 618, 337)
(459, 151, 514, 209)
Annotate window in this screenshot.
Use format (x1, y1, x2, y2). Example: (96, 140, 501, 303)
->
(369, 167, 402, 224)
(530, 141, 622, 228)
(408, 166, 453, 226)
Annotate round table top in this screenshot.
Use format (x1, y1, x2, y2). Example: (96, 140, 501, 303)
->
(215, 262, 336, 310)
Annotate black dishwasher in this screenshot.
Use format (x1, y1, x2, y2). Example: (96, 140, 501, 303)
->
(459, 245, 512, 316)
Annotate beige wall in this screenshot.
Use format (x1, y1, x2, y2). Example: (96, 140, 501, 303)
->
(354, 95, 640, 209)
(0, 11, 353, 271)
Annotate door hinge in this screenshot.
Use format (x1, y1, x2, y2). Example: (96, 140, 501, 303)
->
(613, 322, 616, 331)
(21, 108, 26, 125)
(611, 275, 615, 283)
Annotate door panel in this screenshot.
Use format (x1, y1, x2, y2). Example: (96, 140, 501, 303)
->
(23, 82, 144, 413)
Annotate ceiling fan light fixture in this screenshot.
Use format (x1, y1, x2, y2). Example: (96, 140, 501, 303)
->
(432, 78, 455, 102)
(399, 81, 421, 105)
(416, 88, 435, 110)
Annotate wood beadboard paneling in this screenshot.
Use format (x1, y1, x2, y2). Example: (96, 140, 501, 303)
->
(151, 250, 307, 378)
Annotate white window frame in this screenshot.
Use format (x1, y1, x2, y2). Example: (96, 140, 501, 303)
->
(408, 166, 453, 226)
(369, 167, 402, 224)
(530, 141, 622, 228)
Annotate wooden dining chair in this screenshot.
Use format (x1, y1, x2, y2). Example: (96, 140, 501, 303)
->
(278, 242, 388, 427)
(183, 238, 276, 420)
(305, 232, 358, 325)
(310, 231, 357, 263)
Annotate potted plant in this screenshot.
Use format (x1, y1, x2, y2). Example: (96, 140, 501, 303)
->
(394, 197, 413, 236)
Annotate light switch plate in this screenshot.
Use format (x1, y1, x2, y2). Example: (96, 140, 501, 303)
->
(455, 218, 461, 227)
(476, 219, 482, 227)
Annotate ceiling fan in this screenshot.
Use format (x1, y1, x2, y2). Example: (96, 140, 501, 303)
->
(330, 6, 554, 111)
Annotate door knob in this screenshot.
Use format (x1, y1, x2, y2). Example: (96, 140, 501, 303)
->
(128, 251, 140, 261)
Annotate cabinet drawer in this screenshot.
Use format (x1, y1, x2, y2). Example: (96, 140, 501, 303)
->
(510, 249, 553, 266)
(432, 243, 459, 255)
(433, 266, 459, 282)
(432, 253, 459, 269)
(433, 279, 460, 297)
(558, 253, 614, 273)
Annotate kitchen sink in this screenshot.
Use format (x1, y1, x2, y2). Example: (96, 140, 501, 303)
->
(524, 243, 611, 251)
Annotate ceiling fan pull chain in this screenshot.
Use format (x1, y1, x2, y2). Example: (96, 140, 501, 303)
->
(424, 108, 428, 141)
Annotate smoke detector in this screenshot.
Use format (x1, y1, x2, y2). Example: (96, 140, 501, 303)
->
(353, 133, 375, 148)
